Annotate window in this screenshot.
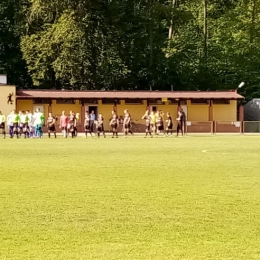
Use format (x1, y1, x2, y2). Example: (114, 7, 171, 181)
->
(80, 99, 98, 105)
(191, 99, 208, 104)
(148, 99, 165, 105)
(102, 99, 120, 105)
(33, 99, 51, 104)
(213, 99, 230, 105)
(56, 99, 75, 104)
(125, 99, 143, 104)
(169, 99, 187, 105)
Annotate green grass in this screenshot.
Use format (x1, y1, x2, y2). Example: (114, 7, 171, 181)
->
(1, 135, 260, 260)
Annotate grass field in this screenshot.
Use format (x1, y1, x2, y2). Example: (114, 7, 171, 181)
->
(1, 135, 260, 260)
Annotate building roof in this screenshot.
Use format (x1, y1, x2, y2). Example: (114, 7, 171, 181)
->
(16, 90, 244, 100)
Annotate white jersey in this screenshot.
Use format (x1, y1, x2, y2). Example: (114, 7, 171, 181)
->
(7, 114, 13, 126)
(32, 114, 37, 127)
(34, 112, 43, 125)
(27, 113, 33, 126)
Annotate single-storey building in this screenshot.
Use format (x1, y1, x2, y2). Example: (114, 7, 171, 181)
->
(0, 85, 244, 133)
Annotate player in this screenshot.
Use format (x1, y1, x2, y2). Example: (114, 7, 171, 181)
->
(47, 112, 57, 138)
(123, 109, 131, 137)
(75, 113, 80, 137)
(84, 111, 93, 138)
(7, 111, 13, 138)
(20, 111, 29, 138)
(110, 111, 119, 138)
(0, 111, 6, 138)
(60, 111, 68, 138)
(142, 110, 152, 137)
(156, 111, 164, 136)
(96, 113, 106, 138)
(35, 108, 44, 138)
(176, 110, 184, 137)
(150, 110, 157, 135)
(165, 112, 173, 136)
(68, 111, 76, 138)
(26, 110, 33, 138)
(12, 110, 20, 139)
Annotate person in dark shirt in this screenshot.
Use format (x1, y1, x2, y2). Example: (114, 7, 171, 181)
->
(181, 108, 186, 135)
(165, 112, 173, 136)
(142, 110, 152, 137)
(110, 111, 119, 138)
(123, 109, 134, 137)
(176, 110, 184, 137)
(96, 113, 106, 138)
(47, 113, 57, 138)
(84, 111, 93, 138)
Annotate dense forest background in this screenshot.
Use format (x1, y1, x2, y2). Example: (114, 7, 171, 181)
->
(1, 0, 260, 99)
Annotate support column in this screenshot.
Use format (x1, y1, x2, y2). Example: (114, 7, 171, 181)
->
(81, 103, 85, 132)
(209, 100, 213, 121)
(239, 105, 244, 121)
(209, 100, 213, 134)
(239, 105, 244, 134)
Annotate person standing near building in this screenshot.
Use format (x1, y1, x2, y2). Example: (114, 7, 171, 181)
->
(110, 111, 119, 138)
(156, 111, 164, 136)
(165, 112, 173, 136)
(75, 113, 80, 137)
(7, 111, 13, 138)
(84, 111, 93, 138)
(34, 108, 44, 138)
(20, 111, 29, 138)
(12, 110, 20, 139)
(96, 113, 106, 138)
(26, 110, 34, 138)
(181, 108, 186, 135)
(142, 110, 152, 137)
(123, 109, 131, 137)
(0, 111, 6, 138)
(176, 110, 184, 137)
(90, 110, 96, 134)
(150, 110, 157, 135)
(60, 111, 68, 138)
(68, 111, 76, 138)
(47, 112, 57, 138)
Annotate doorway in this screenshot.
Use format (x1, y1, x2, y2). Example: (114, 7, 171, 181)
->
(33, 105, 44, 114)
(86, 106, 98, 118)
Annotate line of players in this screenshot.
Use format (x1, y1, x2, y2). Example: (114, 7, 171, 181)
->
(48, 108, 186, 138)
(0, 109, 44, 139)
(0, 108, 186, 139)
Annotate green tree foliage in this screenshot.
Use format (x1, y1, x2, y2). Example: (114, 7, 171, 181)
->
(1, 0, 260, 97)
(0, 0, 32, 87)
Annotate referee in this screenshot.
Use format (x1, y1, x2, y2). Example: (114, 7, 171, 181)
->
(90, 110, 96, 133)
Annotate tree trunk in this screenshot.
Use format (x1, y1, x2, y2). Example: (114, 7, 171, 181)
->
(168, 0, 176, 39)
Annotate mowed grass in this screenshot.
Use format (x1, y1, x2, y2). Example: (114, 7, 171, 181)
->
(0, 135, 260, 260)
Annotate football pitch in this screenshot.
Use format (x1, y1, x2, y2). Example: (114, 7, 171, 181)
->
(1, 135, 260, 260)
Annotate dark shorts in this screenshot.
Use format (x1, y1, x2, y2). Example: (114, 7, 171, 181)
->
(124, 123, 130, 130)
(21, 123, 28, 130)
(167, 124, 173, 130)
(97, 125, 104, 132)
(0, 123, 5, 129)
(157, 123, 163, 131)
(13, 123, 19, 129)
(61, 126, 67, 131)
(85, 125, 90, 132)
(68, 124, 75, 132)
(111, 123, 118, 131)
(48, 125, 56, 132)
(145, 123, 151, 131)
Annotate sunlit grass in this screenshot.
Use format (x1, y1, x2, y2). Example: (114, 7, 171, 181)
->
(0, 136, 260, 259)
